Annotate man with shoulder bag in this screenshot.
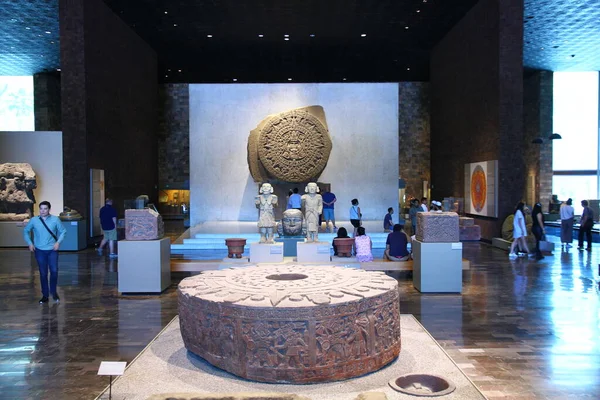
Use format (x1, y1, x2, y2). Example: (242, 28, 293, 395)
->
(23, 201, 67, 304)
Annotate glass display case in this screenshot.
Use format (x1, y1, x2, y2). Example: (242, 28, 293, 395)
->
(157, 189, 189, 220)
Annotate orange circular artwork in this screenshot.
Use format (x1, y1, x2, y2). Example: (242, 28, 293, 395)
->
(470, 166, 486, 212)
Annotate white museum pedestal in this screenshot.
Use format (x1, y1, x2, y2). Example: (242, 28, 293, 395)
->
(249, 242, 284, 263)
(118, 237, 171, 293)
(412, 240, 462, 293)
(60, 220, 87, 251)
(296, 241, 331, 263)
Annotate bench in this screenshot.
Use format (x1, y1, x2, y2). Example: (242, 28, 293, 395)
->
(360, 258, 471, 272)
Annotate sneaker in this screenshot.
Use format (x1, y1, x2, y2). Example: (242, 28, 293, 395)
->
(587, 247, 592, 252)
(566, 244, 572, 248)
(39, 296, 48, 304)
(52, 294, 60, 302)
(509, 253, 518, 258)
(333, 227, 338, 233)
(109, 253, 118, 259)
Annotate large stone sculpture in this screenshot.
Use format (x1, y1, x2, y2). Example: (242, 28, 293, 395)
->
(0, 163, 37, 221)
(125, 208, 164, 240)
(256, 183, 278, 243)
(277, 209, 306, 237)
(178, 265, 401, 383)
(301, 182, 323, 242)
(247, 106, 332, 183)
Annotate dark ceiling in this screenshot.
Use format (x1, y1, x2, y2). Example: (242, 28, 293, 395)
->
(0, 0, 599, 82)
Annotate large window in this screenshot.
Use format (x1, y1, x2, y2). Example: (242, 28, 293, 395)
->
(0, 76, 34, 131)
(552, 72, 599, 206)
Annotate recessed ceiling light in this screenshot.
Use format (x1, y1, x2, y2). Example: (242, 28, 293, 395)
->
(284, 34, 289, 37)
(361, 33, 367, 37)
(38, 34, 42, 37)
(416, 9, 421, 13)
(284, 37, 289, 41)
(173, 23, 177, 27)
(178, 69, 182, 72)
(207, 34, 213, 38)
(168, 69, 171, 71)
(258, 34, 264, 37)
(164, 11, 168, 14)
(310, 34, 315, 37)
(407, 67, 411, 71)
(343, 78, 347, 81)
(45, 31, 51, 34)
(25, 27, 30, 30)
(56, 68, 61, 71)
(288, 78, 292, 81)
(165, 75, 168, 77)
(50, 41, 54, 44)
(540, 47, 544, 50)
(233, 78, 237, 82)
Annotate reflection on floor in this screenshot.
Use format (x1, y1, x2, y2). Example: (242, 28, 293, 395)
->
(0, 238, 599, 399)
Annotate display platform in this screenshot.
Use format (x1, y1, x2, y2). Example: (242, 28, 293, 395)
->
(60, 220, 87, 251)
(413, 240, 462, 293)
(249, 242, 283, 263)
(0, 221, 27, 247)
(96, 315, 485, 400)
(296, 241, 331, 263)
(118, 238, 171, 293)
(274, 236, 304, 256)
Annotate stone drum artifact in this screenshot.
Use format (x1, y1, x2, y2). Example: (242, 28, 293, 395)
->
(178, 265, 400, 384)
(247, 106, 332, 183)
(0, 163, 37, 221)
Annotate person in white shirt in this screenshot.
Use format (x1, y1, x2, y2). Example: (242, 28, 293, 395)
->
(559, 198, 574, 248)
(420, 197, 429, 212)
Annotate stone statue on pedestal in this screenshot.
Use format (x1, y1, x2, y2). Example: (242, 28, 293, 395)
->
(277, 209, 307, 237)
(0, 163, 37, 221)
(255, 183, 278, 243)
(301, 182, 323, 242)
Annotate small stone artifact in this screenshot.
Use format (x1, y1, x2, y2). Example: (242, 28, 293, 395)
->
(0, 163, 37, 221)
(416, 212, 459, 243)
(301, 182, 323, 242)
(277, 209, 306, 237)
(178, 265, 401, 383)
(125, 208, 164, 240)
(247, 105, 332, 183)
(255, 183, 278, 243)
(59, 207, 83, 221)
(225, 238, 247, 258)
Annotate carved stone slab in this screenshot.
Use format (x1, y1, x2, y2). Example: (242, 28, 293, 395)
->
(0, 163, 37, 221)
(247, 106, 332, 183)
(416, 212, 459, 243)
(459, 217, 474, 226)
(125, 208, 164, 240)
(178, 265, 401, 383)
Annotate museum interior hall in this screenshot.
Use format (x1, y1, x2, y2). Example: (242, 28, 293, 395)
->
(1, 0, 600, 399)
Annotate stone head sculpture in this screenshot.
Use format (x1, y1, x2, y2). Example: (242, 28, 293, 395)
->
(260, 183, 274, 195)
(277, 209, 306, 237)
(305, 182, 320, 194)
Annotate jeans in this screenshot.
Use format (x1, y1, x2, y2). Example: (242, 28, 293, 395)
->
(34, 249, 59, 297)
(532, 225, 543, 258)
(578, 221, 593, 249)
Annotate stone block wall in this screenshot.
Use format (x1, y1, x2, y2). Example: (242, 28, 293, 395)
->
(399, 82, 430, 201)
(430, 0, 524, 240)
(158, 84, 189, 187)
(34, 72, 61, 131)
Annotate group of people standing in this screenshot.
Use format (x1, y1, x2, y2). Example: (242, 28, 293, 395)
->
(560, 198, 594, 251)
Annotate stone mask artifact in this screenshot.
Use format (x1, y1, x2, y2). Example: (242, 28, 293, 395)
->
(277, 208, 306, 237)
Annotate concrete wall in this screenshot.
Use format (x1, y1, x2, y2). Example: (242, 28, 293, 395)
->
(189, 83, 399, 225)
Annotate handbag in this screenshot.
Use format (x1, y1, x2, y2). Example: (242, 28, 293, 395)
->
(39, 216, 58, 242)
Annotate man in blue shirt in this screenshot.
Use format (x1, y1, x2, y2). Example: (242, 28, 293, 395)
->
(287, 188, 302, 210)
(383, 207, 394, 232)
(23, 201, 67, 304)
(321, 190, 337, 233)
(384, 224, 410, 261)
(98, 198, 118, 258)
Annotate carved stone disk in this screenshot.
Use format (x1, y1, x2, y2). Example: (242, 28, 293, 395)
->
(178, 265, 401, 383)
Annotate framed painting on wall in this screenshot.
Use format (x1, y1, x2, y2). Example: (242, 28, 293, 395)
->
(464, 160, 498, 218)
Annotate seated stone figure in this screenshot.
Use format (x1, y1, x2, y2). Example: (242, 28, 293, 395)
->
(0, 163, 37, 221)
(277, 209, 307, 237)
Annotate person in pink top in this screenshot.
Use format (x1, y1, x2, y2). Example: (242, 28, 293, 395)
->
(354, 226, 373, 262)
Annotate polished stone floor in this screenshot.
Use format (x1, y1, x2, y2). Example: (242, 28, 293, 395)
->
(0, 236, 599, 399)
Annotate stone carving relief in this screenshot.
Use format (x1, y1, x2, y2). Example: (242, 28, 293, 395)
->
(125, 208, 164, 240)
(247, 106, 332, 183)
(416, 212, 460, 243)
(178, 265, 401, 383)
(0, 163, 37, 221)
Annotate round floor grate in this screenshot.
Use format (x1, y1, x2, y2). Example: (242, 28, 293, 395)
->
(389, 374, 456, 397)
